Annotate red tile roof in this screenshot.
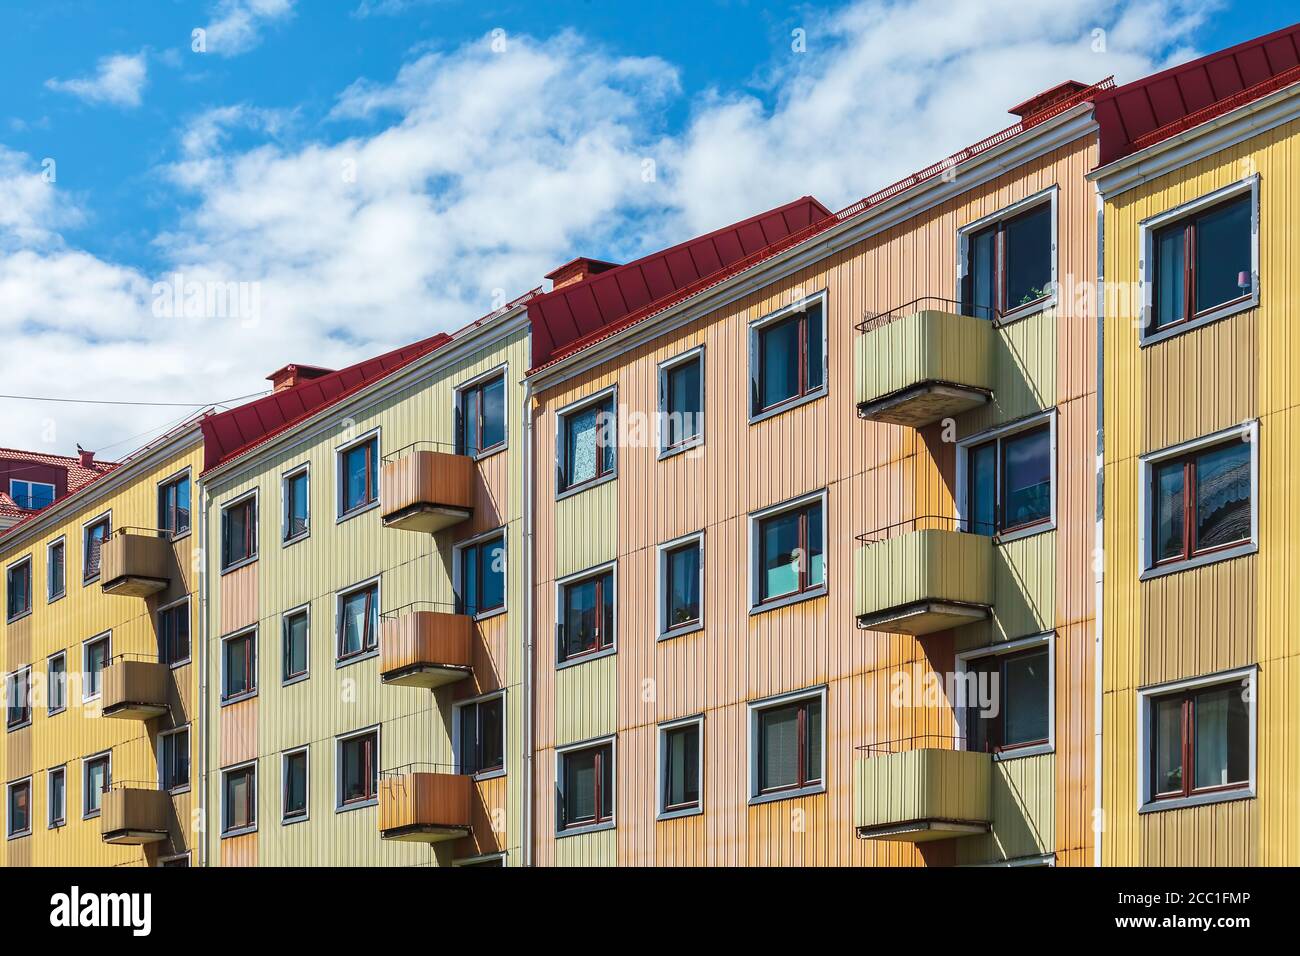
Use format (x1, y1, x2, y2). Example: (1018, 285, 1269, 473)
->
(1095, 21, 1300, 165)
(0, 446, 117, 492)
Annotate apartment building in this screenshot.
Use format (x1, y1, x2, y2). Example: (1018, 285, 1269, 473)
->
(1, 421, 202, 866)
(198, 297, 533, 867)
(1092, 23, 1300, 865)
(0, 447, 115, 531)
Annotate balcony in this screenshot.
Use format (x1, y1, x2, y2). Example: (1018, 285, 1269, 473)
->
(379, 605, 474, 689)
(855, 738, 992, 842)
(100, 528, 173, 597)
(855, 517, 994, 635)
(856, 298, 995, 427)
(379, 766, 473, 843)
(101, 785, 170, 845)
(101, 656, 170, 720)
(380, 443, 475, 533)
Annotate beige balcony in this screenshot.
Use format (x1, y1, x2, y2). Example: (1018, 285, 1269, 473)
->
(101, 659, 170, 720)
(855, 745, 992, 842)
(855, 522, 993, 635)
(380, 608, 474, 689)
(379, 769, 473, 843)
(101, 787, 170, 845)
(380, 447, 474, 533)
(856, 303, 994, 427)
(100, 530, 173, 597)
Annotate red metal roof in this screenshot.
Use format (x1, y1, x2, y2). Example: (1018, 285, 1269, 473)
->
(1095, 21, 1300, 164)
(528, 196, 834, 368)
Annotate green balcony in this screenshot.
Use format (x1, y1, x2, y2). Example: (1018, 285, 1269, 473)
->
(855, 526, 993, 634)
(855, 747, 992, 842)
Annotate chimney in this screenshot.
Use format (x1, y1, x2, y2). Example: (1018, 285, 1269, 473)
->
(1007, 80, 1091, 121)
(545, 257, 619, 291)
(267, 363, 334, 393)
(78, 448, 95, 469)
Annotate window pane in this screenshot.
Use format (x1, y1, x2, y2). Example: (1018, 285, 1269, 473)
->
(85, 522, 107, 578)
(1193, 686, 1249, 790)
(601, 572, 615, 650)
(664, 725, 699, 809)
(1153, 696, 1184, 795)
(1004, 204, 1052, 309)
(284, 613, 308, 678)
(48, 656, 65, 712)
(565, 405, 599, 487)
(760, 511, 800, 601)
(226, 770, 251, 829)
(966, 225, 997, 319)
(284, 753, 307, 816)
(666, 543, 700, 629)
(964, 657, 997, 752)
(461, 545, 479, 615)
(339, 588, 375, 657)
(1194, 197, 1251, 313)
(287, 473, 308, 538)
(343, 442, 374, 513)
(806, 503, 824, 588)
(805, 698, 822, 783)
(968, 441, 997, 535)
(1154, 460, 1186, 562)
(1002, 649, 1049, 747)
(1154, 225, 1185, 329)
(1194, 441, 1251, 551)
(480, 377, 506, 451)
(463, 387, 480, 455)
(87, 760, 108, 814)
(480, 539, 505, 612)
(49, 543, 64, 597)
(85, 640, 108, 697)
(459, 705, 478, 773)
(562, 577, 599, 658)
(600, 745, 614, 818)
(225, 637, 249, 696)
(665, 358, 702, 447)
(480, 697, 504, 772)
(50, 771, 65, 824)
(759, 705, 799, 792)
(564, 749, 597, 823)
(759, 318, 800, 410)
(1002, 427, 1051, 528)
(804, 305, 824, 392)
(175, 479, 191, 534)
(341, 735, 375, 803)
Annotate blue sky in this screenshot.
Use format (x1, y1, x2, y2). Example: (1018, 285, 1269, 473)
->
(1, 0, 1296, 454)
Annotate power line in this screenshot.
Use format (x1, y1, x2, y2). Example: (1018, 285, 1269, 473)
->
(0, 389, 268, 408)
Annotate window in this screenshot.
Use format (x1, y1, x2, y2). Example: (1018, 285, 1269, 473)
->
(558, 566, 615, 664)
(6, 778, 31, 838)
(750, 296, 826, 418)
(282, 608, 309, 683)
(47, 652, 66, 715)
(659, 718, 702, 817)
(457, 695, 504, 776)
(160, 854, 190, 867)
(963, 640, 1052, 755)
(751, 690, 824, 801)
(337, 582, 379, 661)
(1142, 669, 1255, 811)
(82, 634, 110, 701)
(752, 494, 825, 608)
(9, 479, 55, 511)
(47, 767, 65, 828)
(282, 748, 308, 822)
(337, 729, 378, 809)
(962, 198, 1053, 319)
(47, 538, 65, 601)
(659, 534, 702, 636)
(158, 599, 190, 666)
(221, 763, 256, 834)
(338, 434, 379, 517)
(160, 727, 190, 793)
(458, 372, 507, 456)
(221, 629, 256, 701)
(283, 467, 309, 542)
(6, 668, 31, 730)
(658, 349, 703, 454)
(83, 752, 110, 818)
(158, 472, 191, 538)
(5, 557, 31, 622)
(220, 495, 257, 570)
(1150, 190, 1254, 335)
(558, 391, 616, 494)
(964, 420, 1053, 537)
(557, 740, 614, 832)
(457, 534, 505, 617)
(83, 515, 110, 582)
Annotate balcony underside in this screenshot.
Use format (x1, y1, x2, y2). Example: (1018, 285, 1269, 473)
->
(856, 819, 991, 843)
(380, 662, 473, 689)
(857, 381, 991, 428)
(381, 502, 473, 534)
(101, 574, 170, 598)
(102, 827, 169, 845)
(101, 700, 169, 720)
(380, 822, 472, 844)
(857, 599, 990, 636)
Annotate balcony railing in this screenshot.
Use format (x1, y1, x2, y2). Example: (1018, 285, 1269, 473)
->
(100, 528, 173, 597)
(380, 442, 475, 533)
(855, 516, 994, 635)
(101, 783, 171, 845)
(379, 603, 474, 689)
(856, 297, 996, 427)
(101, 654, 170, 720)
(378, 764, 473, 843)
(854, 736, 992, 842)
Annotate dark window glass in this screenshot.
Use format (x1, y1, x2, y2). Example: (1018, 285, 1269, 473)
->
(1154, 225, 1186, 330)
(7, 669, 30, 728)
(460, 375, 507, 456)
(159, 602, 190, 665)
(1002, 427, 1052, 531)
(963, 204, 1052, 318)
(1152, 193, 1252, 331)
(283, 750, 308, 819)
(6, 560, 31, 621)
(285, 470, 309, 541)
(84, 756, 110, 817)
(561, 396, 616, 491)
(283, 611, 309, 681)
(1150, 682, 1250, 801)
(158, 476, 191, 537)
(47, 654, 66, 714)
(10, 480, 55, 511)
(560, 743, 613, 829)
(459, 536, 505, 617)
(458, 696, 504, 775)
(966, 225, 997, 320)
(754, 302, 824, 415)
(1151, 438, 1251, 566)
(757, 697, 821, 794)
(967, 441, 997, 535)
(757, 501, 824, 604)
(663, 356, 702, 450)
(560, 570, 614, 663)
(221, 498, 256, 569)
(664, 541, 701, 632)
(8, 781, 30, 836)
(341, 438, 378, 515)
(339, 732, 377, 806)
(47, 541, 65, 599)
(83, 519, 109, 580)
(338, 585, 378, 660)
(83, 638, 109, 699)
(662, 723, 700, 812)
(48, 768, 65, 827)
(161, 729, 189, 792)
(222, 632, 255, 700)
(222, 765, 255, 832)
(966, 646, 1051, 753)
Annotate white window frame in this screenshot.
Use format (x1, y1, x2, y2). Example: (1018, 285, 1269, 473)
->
(47, 765, 66, 829)
(158, 724, 191, 795)
(281, 463, 311, 545)
(955, 410, 1058, 543)
(555, 560, 618, 669)
(9, 478, 55, 510)
(46, 650, 67, 716)
(80, 510, 112, 585)
(954, 631, 1055, 761)
(334, 725, 381, 813)
(219, 626, 258, 704)
(5, 554, 32, 624)
(455, 362, 510, 460)
(219, 759, 258, 837)
(657, 345, 705, 459)
(452, 527, 508, 622)
(452, 690, 506, 780)
(281, 745, 310, 825)
(281, 603, 311, 686)
(554, 734, 617, 837)
(956, 185, 1059, 325)
(1138, 175, 1260, 347)
(656, 714, 704, 820)
(157, 595, 192, 668)
(81, 631, 111, 703)
(81, 750, 111, 820)
(1137, 665, 1257, 814)
(656, 530, 704, 639)
(46, 535, 66, 603)
(335, 576, 381, 667)
(555, 384, 619, 500)
(156, 466, 193, 542)
(748, 489, 829, 614)
(219, 489, 259, 574)
(748, 290, 829, 425)
(335, 427, 382, 522)
(6, 775, 32, 840)
(747, 685, 827, 806)
(5, 665, 32, 731)
(1138, 419, 1259, 581)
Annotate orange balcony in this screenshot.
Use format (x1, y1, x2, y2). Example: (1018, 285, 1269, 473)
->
(101, 657, 170, 720)
(379, 766, 473, 843)
(380, 444, 474, 533)
(379, 605, 474, 689)
(101, 785, 170, 845)
(100, 529, 173, 597)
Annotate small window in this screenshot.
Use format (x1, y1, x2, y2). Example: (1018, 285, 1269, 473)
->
(47, 539, 65, 602)
(221, 763, 256, 834)
(753, 495, 825, 608)
(338, 435, 379, 518)
(47, 652, 66, 716)
(158, 600, 190, 667)
(337, 730, 378, 809)
(457, 695, 504, 776)
(752, 692, 823, 799)
(5, 558, 31, 622)
(83, 516, 110, 582)
(283, 467, 310, 542)
(659, 535, 702, 636)
(965, 421, 1053, 536)
(1151, 192, 1253, 334)
(751, 298, 825, 417)
(659, 350, 703, 454)
(558, 740, 614, 832)
(220, 495, 257, 570)
(964, 643, 1051, 754)
(160, 854, 190, 867)
(47, 767, 65, 828)
(282, 748, 309, 822)
(6, 778, 31, 838)
(457, 534, 505, 617)
(160, 727, 190, 793)
(963, 200, 1053, 319)
(559, 392, 616, 494)
(6, 668, 31, 731)
(82, 635, 109, 701)
(158, 473, 191, 538)
(337, 582, 379, 662)
(659, 719, 701, 817)
(1144, 672, 1254, 809)
(221, 629, 256, 702)
(282, 608, 309, 683)
(83, 753, 110, 818)
(458, 373, 507, 456)
(1151, 437, 1251, 568)
(558, 567, 615, 664)
(9, 480, 55, 511)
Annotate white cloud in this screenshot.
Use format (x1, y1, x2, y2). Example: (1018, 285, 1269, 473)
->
(45, 52, 148, 108)
(201, 0, 296, 57)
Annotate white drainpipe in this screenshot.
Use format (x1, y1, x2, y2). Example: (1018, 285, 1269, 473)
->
(1093, 183, 1105, 868)
(519, 376, 535, 866)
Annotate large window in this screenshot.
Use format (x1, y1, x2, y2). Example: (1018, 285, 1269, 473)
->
(750, 297, 826, 419)
(336, 729, 378, 809)
(46, 652, 66, 716)
(659, 534, 702, 636)
(47, 538, 65, 602)
(82, 634, 110, 702)
(6, 778, 31, 839)
(558, 391, 616, 494)
(457, 534, 505, 618)
(158, 472, 191, 538)
(221, 629, 256, 702)
(338, 434, 379, 518)
(458, 372, 507, 457)
(282, 748, 308, 823)
(964, 420, 1053, 536)
(558, 566, 615, 665)
(457, 694, 504, 776)
(83, 515, 110, 582)
(337, 582, 379, 662)
(9, 480, 54, 511)
(6, 667, 31, 731)
(658, 348, 703, 454)
(220, 495, 257, 570)
(83, 752, 110, 818)
(282, 608, 309, 683)
(962, 639, 1052, 755)
(557, 739, 614, 833)
(752, 494, 825, 608)
(1150, 190, 1254, 335)
(283, 467, 310, 543)
(659, 718, 702, 817)
(5, 557, 31, 622)
(158, 599, 190, 666)
(963, 198, 1053, 319)
(221, 762, 256, 835)
(47, 767, 65, 829)
(750, 690, 823, 801)
(160, 727, 190, 793)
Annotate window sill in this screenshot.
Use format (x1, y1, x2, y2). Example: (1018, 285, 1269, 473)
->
(656, 805, 702, 822)
(472, 768, 506, 783)
(282, 673, 310, 688)
(6, 830, 31, 842)
(555, 819, 615, 839)
(995, 521, 1055, 546)
(335, 798, 378, 814)
(749, 586, 827, 617)
(657, 438, 703, 462)
(994, 295, 1056, 328)
(281, 813, 309, 826)
(1140, 296, 1257, 348)
(336, 500, 380, 525)
(169, 530, 193, 545)
(168, 658, 192, 671)
(47, 591, 66, 606)
(48, 820, 65, 831)
(473, 606, 508, 624)
(749, 388, 826, 426)
(748, 783, 825, 807)
(219, 556, 258, 576)
(658, 621, 704, 642)
(1140, 542, 1257, 581)
(48, 707, 66, 718)
(5, 720, 32, 734)
(556, 646, 616, 671)
(220, 691, 258, 708)
(1139, 788, 1254, 814)
(556, 471, 617, 503)
(335, 649, 379, 670)
(166, 785, 191, 797)
(81, 574, 101, 588)
(991, 743, 1054, 762)
(470, 442, 508, 464)
(5, 609, 32, 625)
(282, 531, 311, 549)
(220, 825, 257, 839)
